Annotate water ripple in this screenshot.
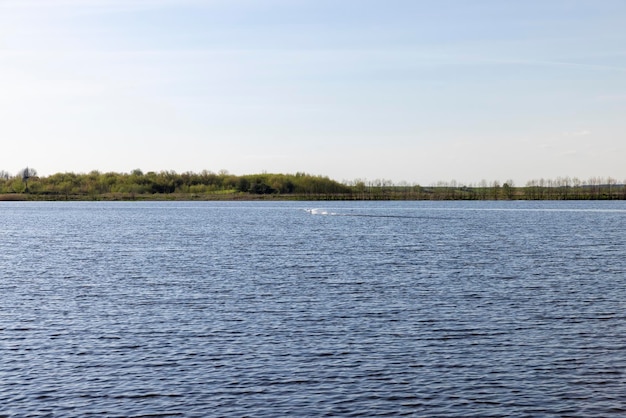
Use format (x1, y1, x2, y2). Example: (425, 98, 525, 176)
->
(1, 201, 625, 416)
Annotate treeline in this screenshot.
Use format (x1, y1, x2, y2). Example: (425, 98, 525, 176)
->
(0, 169, 351, 200)
(0, 169, 624, 200)
(346, 177, 626, 200)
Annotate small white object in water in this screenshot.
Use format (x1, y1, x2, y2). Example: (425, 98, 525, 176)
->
(306, 208, 329, 215)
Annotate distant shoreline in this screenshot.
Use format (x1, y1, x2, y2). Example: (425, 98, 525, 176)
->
(2, 191, 625, 202)
(1, 171, 624, 201)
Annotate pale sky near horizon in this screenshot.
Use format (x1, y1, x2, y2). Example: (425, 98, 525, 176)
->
(1, 0, 625, 185)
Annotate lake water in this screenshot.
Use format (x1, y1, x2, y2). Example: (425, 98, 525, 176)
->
(1, 200, 625, 417)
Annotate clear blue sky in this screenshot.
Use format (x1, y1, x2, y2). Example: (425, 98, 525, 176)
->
(1, 0, 625, 185)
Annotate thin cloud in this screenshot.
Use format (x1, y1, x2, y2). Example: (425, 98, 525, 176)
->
(562, 150, 579, 156)
(564, 130, 591, 137)
(0, 0, 213, 16)
(0, 0, 199, 7)
(595, 94, 626, 102)
(484, 58, 626, 73)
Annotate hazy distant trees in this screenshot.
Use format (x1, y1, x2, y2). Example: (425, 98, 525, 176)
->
(521, 176, 626, 200)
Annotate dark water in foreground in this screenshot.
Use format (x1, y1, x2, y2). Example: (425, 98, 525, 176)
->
(1, 201, 625, 417)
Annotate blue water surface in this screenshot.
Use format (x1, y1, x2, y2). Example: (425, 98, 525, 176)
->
(1, 200, 625, 417)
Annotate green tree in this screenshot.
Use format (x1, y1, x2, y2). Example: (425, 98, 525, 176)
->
(502, 181, 514, 199)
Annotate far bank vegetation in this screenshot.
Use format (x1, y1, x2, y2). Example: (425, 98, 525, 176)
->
(0, 169, 624, 201)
